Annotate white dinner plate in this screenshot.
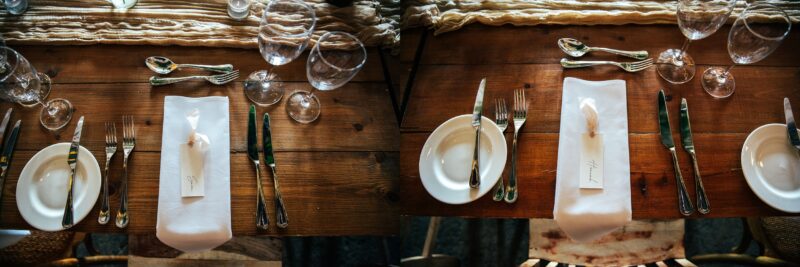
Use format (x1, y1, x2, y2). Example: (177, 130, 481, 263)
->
(16, 143, 101, 231)
(419, 114, 507, 204)
(741, 123, 800, 213)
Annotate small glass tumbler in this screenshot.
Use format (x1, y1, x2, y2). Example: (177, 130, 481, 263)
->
(4, 0, 28, 15)
(228, 0, 251, 20)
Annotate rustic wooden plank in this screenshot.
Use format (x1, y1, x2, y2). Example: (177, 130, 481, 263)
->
(401, 64, 800, 134)
(11, 45, 384, 83)
(0, 151, 399, 236)
(400, 133, 787, 218)
(0, 82, 398, 152)
(420, 24, 800, 67)
(129, 234, 282, 261)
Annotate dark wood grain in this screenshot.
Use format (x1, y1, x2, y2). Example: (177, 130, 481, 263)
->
(0, 151, 399, 236)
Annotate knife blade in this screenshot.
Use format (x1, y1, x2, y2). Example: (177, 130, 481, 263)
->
(62, 116, 84, 228)
(248, 105, 269, 229)
(784, 98, 800, 148)
(469, 78, 486, 188)
(0, 108, 13, 150)
(679, 98, 710, 214)
(263, 113, 288, 228)
(0, 120, 21, 212)
(658, 90, 694, 216)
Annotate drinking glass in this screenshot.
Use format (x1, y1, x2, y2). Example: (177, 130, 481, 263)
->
(702, 3, 791, 98)
(286, 31, 366, 123)
(227, 0, 250, 20)
(244, 0, 315, 106)
(108, 0, 136, 9)
(656, 0, 735, 84)
(0, 47, 73, 131)
(4, 0, 28, 15)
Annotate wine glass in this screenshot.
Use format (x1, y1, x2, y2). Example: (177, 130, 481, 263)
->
(244, 0, 315, 106)
(286, 31, 366, 123)
(656, 0, 735, 84)
(0, 47, 73, 131)
(702, 3, 791, 98)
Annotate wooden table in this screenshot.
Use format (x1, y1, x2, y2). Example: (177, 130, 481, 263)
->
(399, 24, 800, 219)
(0, 45, 401, 236)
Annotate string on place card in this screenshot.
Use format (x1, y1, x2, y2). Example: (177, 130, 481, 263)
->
(180, 109, 210, 197)
(579, 98, 604, 189)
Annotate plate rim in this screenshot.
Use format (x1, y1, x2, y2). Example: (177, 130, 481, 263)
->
(741, 123, 800, 213)
(418, 114, 507, 204)
(15, 142, 102, 231)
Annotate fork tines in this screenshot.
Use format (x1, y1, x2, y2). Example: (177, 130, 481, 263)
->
(624, 58, 653, 72)
(105, 122, 117, 148)
(211, 70, 239, 85)
(495, 98, 508, 130)
(122, 116, 135, 148)
(514, 89, 528, 120)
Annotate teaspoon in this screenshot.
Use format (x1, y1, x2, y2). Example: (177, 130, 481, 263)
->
(558, 38, 649, 60)
(145, 56, 233, 74)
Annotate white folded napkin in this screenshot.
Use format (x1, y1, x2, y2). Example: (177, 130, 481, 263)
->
(156, 96, 232, 252)
(554, 78, 632, 243)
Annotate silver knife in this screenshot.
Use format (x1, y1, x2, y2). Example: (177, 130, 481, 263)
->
(263, 113, 288, 228)
(0, 120, 20, 213)
(679, 98, 709, 214)
(784, 98, 800, 150)
(0, 108, 13, 150)
(469, 78, 486, 188)
(658, 90, 694, 216)
(62, 116, 84, 228)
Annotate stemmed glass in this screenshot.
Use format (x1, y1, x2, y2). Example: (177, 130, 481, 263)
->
(286, 31, 367, 123)
(656, 0, 735, 84)
(0, 47, 73, 131)
(244, 0, 316, 106)
(702, 3, 791, 98)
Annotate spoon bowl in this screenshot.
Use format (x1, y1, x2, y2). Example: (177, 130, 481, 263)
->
(145, 56, 177, 74)
(558, 38, 590, 57)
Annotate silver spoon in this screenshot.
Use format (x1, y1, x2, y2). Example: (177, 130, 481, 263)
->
(145, 56, 234, 74)
(558, 38, 649, 60)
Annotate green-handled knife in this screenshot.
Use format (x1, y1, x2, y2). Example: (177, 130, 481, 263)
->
(679, 98, 710, 214)
(658, 90, 694, 216)
(248, 105, 269, 230)
(263, 113, 288, 228)
(0, 120, 21, 213)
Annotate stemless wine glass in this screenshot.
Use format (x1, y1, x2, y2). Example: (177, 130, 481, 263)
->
(0, 47, 73, 131)
(244, 0, 315, 106)
(702, 3, 791, 98)
(657, 0, 735, 84)
(286, 31, 366, 123)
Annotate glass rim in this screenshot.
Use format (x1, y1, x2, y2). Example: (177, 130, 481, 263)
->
(261, 0, 316, 38)
(0, 46, 20, 83)
(311, 31, 367, 72)
(740, 2, 792, 41)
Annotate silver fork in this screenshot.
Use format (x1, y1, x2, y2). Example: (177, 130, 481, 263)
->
(149, 70, 240, 86)
(560, 58, 653, 72)
(116, 116, 135, 228)
(491, 99, 508, 202)
(98, 122, 117, 225)
(505, 89, 527, 203)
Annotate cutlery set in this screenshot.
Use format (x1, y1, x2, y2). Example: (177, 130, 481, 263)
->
(657, 90, 710, 216)
(146, 56, 238, 86)
(91, 116, 136, 229)
(0, 108, 20, 214)
(469, 79, 528, 204)
(248, 105, 288, 229)
(558, 37, 653, 72)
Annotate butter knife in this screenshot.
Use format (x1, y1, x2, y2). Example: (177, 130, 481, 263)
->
(679, 98, 710, 214)
(784, 98, 800, 150)
(658, 91, 694, 216)
(263, 113, 288, 228)
(0, 120, 21, 213)
(469, 78, 486, 188)
(62, 116, 84, 228)
(0, 108, 13, 149)
(248, 105, 269, 230)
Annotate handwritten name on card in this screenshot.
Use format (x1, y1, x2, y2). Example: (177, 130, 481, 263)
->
(179, 143, 205, 197)
(579, 133, 604, 189)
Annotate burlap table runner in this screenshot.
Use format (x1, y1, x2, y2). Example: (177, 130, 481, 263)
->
(0, 0, 400, 48)
(404, 0, 800, 35)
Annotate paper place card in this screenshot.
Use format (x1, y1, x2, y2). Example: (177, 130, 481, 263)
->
(179, 143, 205, 197)
(579, 133, 604, 189)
